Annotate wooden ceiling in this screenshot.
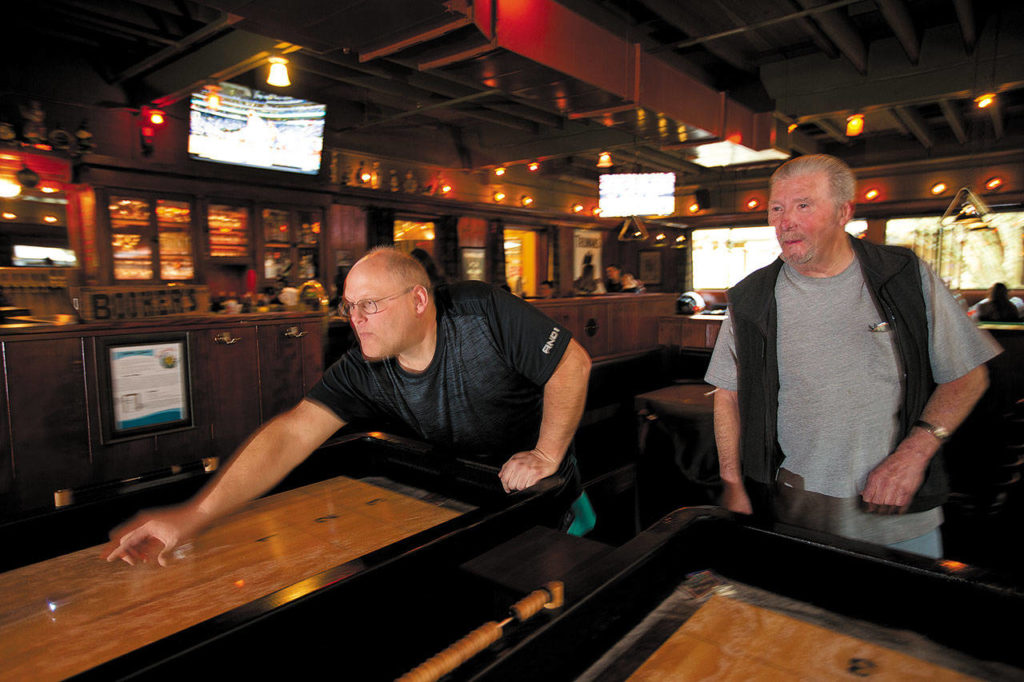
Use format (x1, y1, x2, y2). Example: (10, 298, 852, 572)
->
(5, 0, 1023, 184)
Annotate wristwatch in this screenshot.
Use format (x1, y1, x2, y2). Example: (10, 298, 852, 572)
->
(914, 419, 950, 442)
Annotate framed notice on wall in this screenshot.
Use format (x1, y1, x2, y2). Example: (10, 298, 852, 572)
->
(638, 250, 663, 285)
(97, 332, 194, 442)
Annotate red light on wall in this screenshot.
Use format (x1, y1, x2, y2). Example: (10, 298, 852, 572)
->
(984, 176, 1004, 191)
(440, 183, 452, 195)
(148, 109, 166, 126)
(864, 188, 880, 201)
(528, 161, 539, 172)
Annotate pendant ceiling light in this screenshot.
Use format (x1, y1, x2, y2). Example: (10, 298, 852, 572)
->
(617, 215, 649, 242)
(941, 187, 991, 230)
(267, 56, 291, 87)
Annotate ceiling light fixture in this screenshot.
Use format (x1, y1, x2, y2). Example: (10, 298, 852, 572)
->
(617, 215, 649, 242)
(984, 176, 1003, 191)
(492, 191, 506, 202)
(440, 183, 452, 195)
(688, 202, 700, 214)
(745, 198, 760, 210)
(653, 232, 668, 247)
(845, 114, 864, 137)
(596, 151, 613, 168)
(974, 93, 996, 109)
(527, 161, 539, 172)
(571, 203, 584, 214)
(591, 206, 603, 217)
(941, 187, 992, 230)
(864, 188, 880, 201)
(267, 56, 291, 87)
(494, 166, 506, 177)
(672, 235, 687, 248)
(520, 195, 534, 207)
(930, 182, 947, 195)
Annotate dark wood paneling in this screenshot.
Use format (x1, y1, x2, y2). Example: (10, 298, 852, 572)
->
(6, 337, 90, 510)
(192, 325, 260, 460)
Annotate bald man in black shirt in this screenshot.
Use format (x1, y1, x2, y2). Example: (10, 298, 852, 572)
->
(107, 247, 591, 565)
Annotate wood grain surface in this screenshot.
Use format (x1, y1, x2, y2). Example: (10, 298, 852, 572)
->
(0, 476, 464, 681)
(626, 594, 980, 681)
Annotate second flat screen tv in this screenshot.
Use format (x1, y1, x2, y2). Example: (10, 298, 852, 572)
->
(188, 83, 326, 175)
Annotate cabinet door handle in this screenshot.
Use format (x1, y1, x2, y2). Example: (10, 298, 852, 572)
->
(213, 332, 241, 345)
(283, 326, 308, 338)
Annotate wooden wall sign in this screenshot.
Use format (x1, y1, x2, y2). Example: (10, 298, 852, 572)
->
(76, 285, 210, 321)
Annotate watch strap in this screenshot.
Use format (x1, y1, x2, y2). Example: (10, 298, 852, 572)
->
(914, 419, 950, 442)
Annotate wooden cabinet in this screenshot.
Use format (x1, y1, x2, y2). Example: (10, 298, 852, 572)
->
(0, 313, 324, 517)
(257, 318, 324, 421)
(193, 324, 261, 460)
(657, 315, 723, 350)
(4, 336, 91, 511)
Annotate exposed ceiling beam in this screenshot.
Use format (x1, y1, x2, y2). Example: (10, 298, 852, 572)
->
(938, 99, 967, 143)
(668, 0, 860, 51)
(639, 0, 755, 73)
(875, 0, 920, 64)
(358, 16, 474, 62)
(793, 0, 867, 74)
(304, 51, 559, 130)
(893, 105, 933, 148)
(112, 14, 240, 84)
(987, 101, 1005, 139)
(415, 35, 493, 70)
(952, 0, 977, 53)
(142, 31, 291, 108)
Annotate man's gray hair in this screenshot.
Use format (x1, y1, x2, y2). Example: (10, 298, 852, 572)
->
(770, 154, 856, 207)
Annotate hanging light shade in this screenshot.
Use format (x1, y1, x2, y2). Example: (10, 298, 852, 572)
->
(596, 151, 613, 168)
(267, 57, 291, 87)
(941, 187, 992, 230)
(617, 215, 649, 242)
(672, 234, 687, 249)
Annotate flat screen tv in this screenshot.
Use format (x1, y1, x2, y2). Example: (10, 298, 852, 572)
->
(188, 83, 326, 175)
(599, 172, 676, 217)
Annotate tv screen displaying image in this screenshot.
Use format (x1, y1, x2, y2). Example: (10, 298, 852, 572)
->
(188, 83, 326, 175)
(599, 172, 676, 217)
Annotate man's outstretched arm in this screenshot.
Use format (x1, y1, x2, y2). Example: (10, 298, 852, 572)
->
(106, 399, 345, 565)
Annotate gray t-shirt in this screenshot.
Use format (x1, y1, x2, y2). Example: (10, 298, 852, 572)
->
(705, 257, 1001, 544)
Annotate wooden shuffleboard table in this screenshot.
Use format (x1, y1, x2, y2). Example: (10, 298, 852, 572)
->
(459, 508, 1024, 681)
(0, 433, 570, 680)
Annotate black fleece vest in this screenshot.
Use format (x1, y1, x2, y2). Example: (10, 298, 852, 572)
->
(728, 236, 948, 512)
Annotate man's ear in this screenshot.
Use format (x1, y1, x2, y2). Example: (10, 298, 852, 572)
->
(412, 284, 430, 313)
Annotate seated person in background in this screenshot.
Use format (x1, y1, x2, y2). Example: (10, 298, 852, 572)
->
(970, 282, 1022, 322)
(107, 247, 593, 566)
(605, 264, 623, 292)
(620, 273, 644, 293)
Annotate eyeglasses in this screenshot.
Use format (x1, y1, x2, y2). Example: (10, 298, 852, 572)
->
(341, 286, 414, 318)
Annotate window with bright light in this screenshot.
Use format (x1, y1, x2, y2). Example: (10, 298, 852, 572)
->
(504, 228, 538, 296)
(885, 212, 1023, 289)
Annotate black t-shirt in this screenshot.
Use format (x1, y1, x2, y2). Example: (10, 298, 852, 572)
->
(307, 281, 573, 464)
